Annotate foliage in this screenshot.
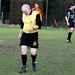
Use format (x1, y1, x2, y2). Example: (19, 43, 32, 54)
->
(43, 0, 60, 7)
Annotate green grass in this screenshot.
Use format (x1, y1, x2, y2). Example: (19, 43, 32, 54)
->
(0, 26, 75, 75)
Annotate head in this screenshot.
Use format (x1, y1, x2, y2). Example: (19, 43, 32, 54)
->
(35, 2, 39, 8)
(21, 4, 31, 15)
(70, 3, 75, 10)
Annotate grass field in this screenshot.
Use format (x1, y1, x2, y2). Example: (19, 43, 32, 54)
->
(0, 26, 75, 75)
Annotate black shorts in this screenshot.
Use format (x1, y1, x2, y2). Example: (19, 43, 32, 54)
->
(20, 32, 38, 48)
(68, 20, 74, 28)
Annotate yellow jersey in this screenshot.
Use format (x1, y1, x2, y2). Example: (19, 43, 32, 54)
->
(22, 11, 38, 33)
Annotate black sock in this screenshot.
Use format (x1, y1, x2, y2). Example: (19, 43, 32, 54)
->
(21, 55, 27, 67)
(31, 54, 37, 63)
(67, 32, 72, 41)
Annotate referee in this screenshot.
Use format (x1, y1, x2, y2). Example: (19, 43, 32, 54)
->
(18, 4, 41, 73)
(65, 3, 75, 43)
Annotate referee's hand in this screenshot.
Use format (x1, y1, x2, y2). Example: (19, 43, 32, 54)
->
(18, 34, 22, 40)
(29, 27, 34, 32)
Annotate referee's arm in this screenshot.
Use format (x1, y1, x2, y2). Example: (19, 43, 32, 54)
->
(36, 14, 42, 29)
(18, 19, 24, 40)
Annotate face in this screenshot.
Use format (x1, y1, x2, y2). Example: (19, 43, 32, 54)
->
(73, 5, 75, 9)
(35, 4, 39, 8)
(22, 9, 29, 15)
(71, 5, 75, 10)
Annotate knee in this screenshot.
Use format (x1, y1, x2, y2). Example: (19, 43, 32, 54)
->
(21, 49, 27, 55)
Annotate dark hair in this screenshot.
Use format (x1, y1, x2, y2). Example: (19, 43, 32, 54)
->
(71, 3, 75, 6)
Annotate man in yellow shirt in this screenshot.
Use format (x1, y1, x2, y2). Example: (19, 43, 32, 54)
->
(18, 4, 41, 73)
